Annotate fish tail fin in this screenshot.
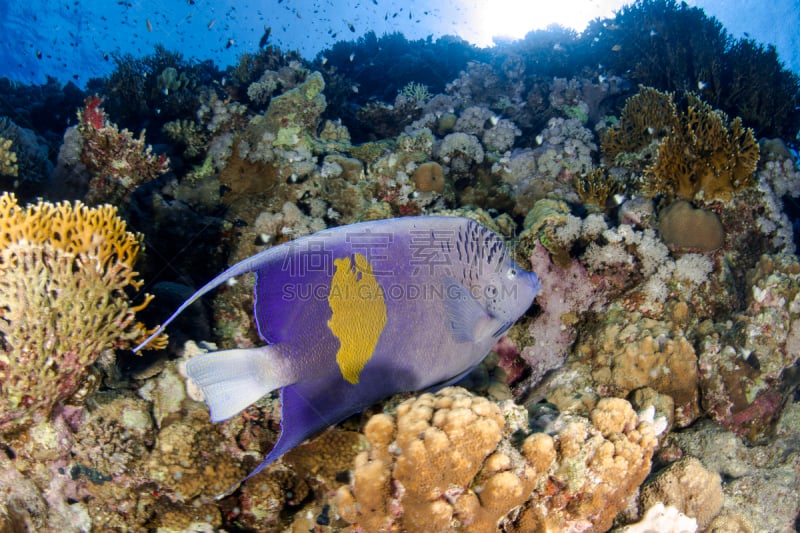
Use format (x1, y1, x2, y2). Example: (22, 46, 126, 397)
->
(185, 345, 290, 422)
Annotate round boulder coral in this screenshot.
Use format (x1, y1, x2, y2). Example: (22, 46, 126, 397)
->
(658, 200, 725, 251)
(412, 161, 445, 193)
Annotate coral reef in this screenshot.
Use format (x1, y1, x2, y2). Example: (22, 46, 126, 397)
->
(0, 117, 54, 188)
(498, 117, 597, 213)
(162, 118, 208, 159)
(583, 0, 800, 138)
(670, 401, 800, 531)
(0, 192, 163, 434)
(616, 503, 698, 533)
(601, 85, 677, 166)
(411, 161, 445, 193)
(573, 304, 701, 427)
(97, 44, 214, 129)
(2, 6, 799, 528)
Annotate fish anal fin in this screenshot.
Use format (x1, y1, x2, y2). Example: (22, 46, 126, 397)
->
(185, 345, 294, 422)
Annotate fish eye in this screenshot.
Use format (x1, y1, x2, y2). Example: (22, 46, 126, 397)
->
(506, 268, 517, 279)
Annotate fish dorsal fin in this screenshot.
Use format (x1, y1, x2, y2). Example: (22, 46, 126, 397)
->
(133, 246, 285, 352)
(443, 277, 499, 343)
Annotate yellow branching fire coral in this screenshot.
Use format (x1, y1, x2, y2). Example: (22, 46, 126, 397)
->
(602, 87, 759, 203)
(0, 137, 18, 177)
(335, 387, 657, 532)
(0, 192, 164, 434)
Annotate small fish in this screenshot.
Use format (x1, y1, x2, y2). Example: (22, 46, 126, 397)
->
(611, 44, 622, 51)
(349, 52, 355, 61)
(347, 22, 355, 32)
(207, 18, 216, 29)
(135, 217, 540, 485)
(225, 38, 234, 49)
(258, 26, 271, 48)
(146, 18, 152, 32)
(697, 80, 707, 90)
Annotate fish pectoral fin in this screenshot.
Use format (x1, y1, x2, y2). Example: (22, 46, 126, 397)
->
(443, 277, 500, 343)
(185, 345, 291, 422)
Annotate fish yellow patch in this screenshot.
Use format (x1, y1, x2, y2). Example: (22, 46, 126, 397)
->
(327, 253, 387, 384)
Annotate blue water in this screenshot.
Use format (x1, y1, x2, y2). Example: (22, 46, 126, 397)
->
(0, 0, 797, 87)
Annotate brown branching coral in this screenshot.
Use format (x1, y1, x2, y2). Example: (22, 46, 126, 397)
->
(0, 192, 164, 434)
(576, 168, 621, 210)
(601, 85, 678, 166)
(77, 95, 170, 205)
(648, 93, 759, 202)
(602, 87, 759, 203)
(335, 387, 658, 532)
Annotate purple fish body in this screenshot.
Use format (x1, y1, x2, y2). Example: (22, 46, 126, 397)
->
(135, 216, 540, 481)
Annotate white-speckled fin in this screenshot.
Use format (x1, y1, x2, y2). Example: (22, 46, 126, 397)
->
(185, 345, 290, 422)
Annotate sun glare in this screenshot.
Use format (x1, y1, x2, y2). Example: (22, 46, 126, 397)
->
(475, 0, 622, 46)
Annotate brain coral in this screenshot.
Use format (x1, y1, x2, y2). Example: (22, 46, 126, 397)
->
(335, 387, 657, 532)
(0, 192, 164, 433)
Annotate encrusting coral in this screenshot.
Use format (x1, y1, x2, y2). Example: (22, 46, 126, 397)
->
(335, 387, 658, 532)
(0, 192, 164, 434)
(638, 456, 723, 529)
(697, 253, 800, 441)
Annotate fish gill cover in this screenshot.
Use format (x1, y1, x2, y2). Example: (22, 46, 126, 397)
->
(0, 0, 800, 531)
